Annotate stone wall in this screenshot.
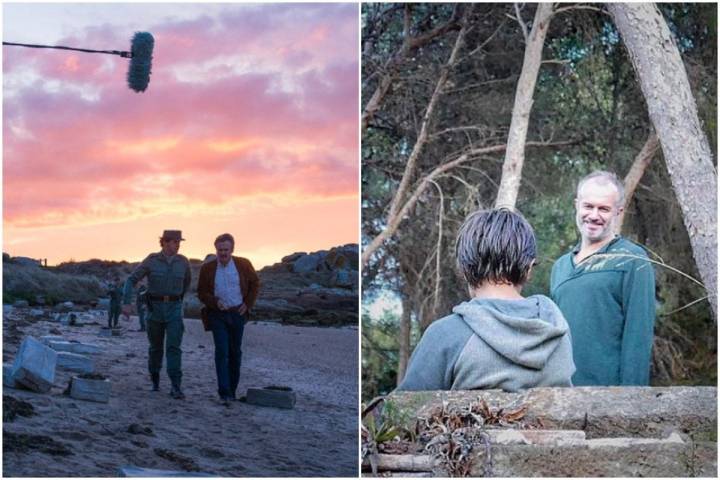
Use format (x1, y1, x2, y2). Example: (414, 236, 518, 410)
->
(362, 387, 717, 477)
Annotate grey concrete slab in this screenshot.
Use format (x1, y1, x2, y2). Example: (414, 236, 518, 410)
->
(11, 336, 57, 393)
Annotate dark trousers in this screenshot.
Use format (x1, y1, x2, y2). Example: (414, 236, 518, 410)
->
(108, 305, 120, 328)
(147, 302, 184, 386)
(209, 310, 246, 399)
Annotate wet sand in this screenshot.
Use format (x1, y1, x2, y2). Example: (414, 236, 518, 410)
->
(3, 311, 358, 477)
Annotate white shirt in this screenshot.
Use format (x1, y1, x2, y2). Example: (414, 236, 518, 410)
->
(214, 258, 244, 307)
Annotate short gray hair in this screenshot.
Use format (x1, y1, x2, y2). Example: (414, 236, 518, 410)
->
(576, 170, 625, 207)
(455, 208, 537, 287)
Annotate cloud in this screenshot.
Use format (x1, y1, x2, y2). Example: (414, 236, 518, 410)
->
(4, 4, 358, 232)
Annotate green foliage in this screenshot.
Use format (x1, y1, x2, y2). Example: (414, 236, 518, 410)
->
(362, 308, 402, 399)
(362, 3, 716, 397)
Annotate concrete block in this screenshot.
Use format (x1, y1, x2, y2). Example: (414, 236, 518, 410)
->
(111, 328, 124, 337)
(118, 466, 216, 477)
(485, 431, 691, 477)
(70, 375, 111, 403)
(246, 386, 296, 409)
(40, 335, 65, 345)
(56, 352, 94, 374)
(4, 364, 19, 388)
(366, 432, 695, 477)
(11, 336, 57, 393)
(49, 341, 101, 355)
(389, 387, 718, 438)
(98, 328, 112, 337)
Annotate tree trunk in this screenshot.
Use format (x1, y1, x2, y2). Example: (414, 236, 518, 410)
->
(396, 295, 412, 386)
(617, 130, 660, 234)
(609, 3, 717, 319)
(494, 3, 554, 208)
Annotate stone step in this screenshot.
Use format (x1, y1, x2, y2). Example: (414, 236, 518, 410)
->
(11, 336, 57, 393)
(246, 386, 296, 409)
(56, 352, 94, 374)
(389, 386, 717, 438)
(70, 376, 111, 403)
(363, 431, 704, 477)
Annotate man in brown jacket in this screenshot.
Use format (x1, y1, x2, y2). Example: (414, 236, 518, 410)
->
(197, 233, 260, 404)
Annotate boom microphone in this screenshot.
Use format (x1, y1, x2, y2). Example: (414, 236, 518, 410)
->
(126, 32, 154, 93)
(3, 31, 155, 93)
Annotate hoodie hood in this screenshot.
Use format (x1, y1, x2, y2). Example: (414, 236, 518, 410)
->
(452, 295, 568, 370)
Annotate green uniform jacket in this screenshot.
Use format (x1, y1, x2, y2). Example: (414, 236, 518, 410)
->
(122, 252, 191, 304)
(550, 236, 656, 386)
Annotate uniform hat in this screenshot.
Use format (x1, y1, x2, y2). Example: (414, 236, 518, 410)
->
(161, 230, 185, 241)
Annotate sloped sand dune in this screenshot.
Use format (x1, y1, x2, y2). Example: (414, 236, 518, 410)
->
(3, 310, 358, 477)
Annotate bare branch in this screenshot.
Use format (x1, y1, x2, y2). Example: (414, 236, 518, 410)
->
(514, 3, 529, 42)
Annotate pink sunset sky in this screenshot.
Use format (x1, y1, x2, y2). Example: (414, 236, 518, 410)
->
(3, 3, 358, 267)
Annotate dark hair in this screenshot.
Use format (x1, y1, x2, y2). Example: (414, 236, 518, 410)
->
(455, 208, 537, 287)
(214, 233, 235, 248)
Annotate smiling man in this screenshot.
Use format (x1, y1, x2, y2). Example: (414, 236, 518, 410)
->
(551, 171, 656, 386)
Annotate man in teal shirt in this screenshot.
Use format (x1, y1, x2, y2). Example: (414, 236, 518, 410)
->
(122, 230, 192, 399)
(551, 171, 656, 386)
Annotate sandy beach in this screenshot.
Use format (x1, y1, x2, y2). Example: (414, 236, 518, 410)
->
(3, 310, 358, 477)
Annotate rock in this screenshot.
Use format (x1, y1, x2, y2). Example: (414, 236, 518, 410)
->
(14, 256, 41, 267)
(4, 304, 14, 315)
(49, 341, 102, 355)
(127, 423, 154, 436)
(98, 328, 112, 337)
(281, 252, 305, 264)
(56, 352, 94, 374)
(11, 336, 57, 393)
(246, 386, 296, 409)
(292, 253, 323, 273)
(70, 375, 111, 403)
(13, 300, 29, 308)
(111, 328, 123, 337)
(34, 295, 46, 305)
(330, 269, 356, 289)
(62, 301, 75, 308)
(29, 309, 45, 317)
(118, 466, 216, 477)
(97, 298, 110, 309)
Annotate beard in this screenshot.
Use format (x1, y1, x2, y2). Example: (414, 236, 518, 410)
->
(576, 216, 615, 243)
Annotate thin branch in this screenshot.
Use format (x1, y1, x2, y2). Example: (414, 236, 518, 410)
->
(429, 179, 445, 318)
(514, 3, 529, 42)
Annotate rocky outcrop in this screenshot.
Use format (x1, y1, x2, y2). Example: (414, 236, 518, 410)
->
(4, 245, 358, 327)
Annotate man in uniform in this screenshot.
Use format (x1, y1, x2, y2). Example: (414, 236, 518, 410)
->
(107, 280, 122, 329)
(136, 286, 148, 332)
(551, 171, 656, 386)
(122, 230, 192, 399)
(197, 233, 260, 405)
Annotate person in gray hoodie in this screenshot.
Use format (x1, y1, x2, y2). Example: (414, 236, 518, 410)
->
(398, 208, 575, 392)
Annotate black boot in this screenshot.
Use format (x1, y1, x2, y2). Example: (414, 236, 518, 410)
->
(170, 382, 185, 400)
(151, 373, 160, 391)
